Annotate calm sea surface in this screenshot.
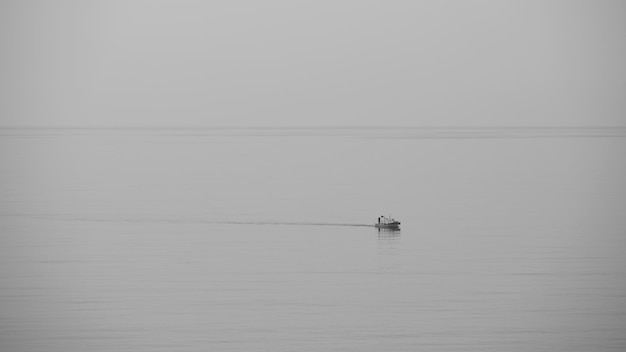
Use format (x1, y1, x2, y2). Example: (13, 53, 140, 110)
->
(1, 127, 625, 351)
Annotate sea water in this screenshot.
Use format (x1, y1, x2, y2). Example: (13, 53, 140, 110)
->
(1, 127, 625, 351)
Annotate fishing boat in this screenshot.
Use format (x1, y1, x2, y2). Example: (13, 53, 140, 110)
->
(375, 215, 401, 230)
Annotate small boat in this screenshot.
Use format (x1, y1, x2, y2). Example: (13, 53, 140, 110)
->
(375, 215, 401, 229)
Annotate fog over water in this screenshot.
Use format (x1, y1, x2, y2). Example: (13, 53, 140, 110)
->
(1, 1, 626, 128)
(2, 1, 626, 351)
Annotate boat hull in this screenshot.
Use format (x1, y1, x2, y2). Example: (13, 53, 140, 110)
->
(375, 222, 400, 229)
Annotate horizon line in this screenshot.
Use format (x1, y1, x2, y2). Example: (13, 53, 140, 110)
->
(2, 125, 626, 130)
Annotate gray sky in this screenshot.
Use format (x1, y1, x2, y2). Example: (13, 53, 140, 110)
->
(1, 0, 625, 127)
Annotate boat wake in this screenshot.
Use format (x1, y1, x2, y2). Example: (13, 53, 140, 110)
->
(210, 221, 375, 227)
(8, 213, 375, 228)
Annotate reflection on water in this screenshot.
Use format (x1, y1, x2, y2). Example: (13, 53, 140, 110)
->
(377, 229, 401, 271)
(377, 228, 401, 237)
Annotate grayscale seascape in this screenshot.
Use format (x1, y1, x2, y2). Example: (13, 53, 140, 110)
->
(1, 127, 625, 351)
(2, 1, 626, 351)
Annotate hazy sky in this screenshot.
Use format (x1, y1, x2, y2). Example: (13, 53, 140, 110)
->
(1, 0, 625, 127)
